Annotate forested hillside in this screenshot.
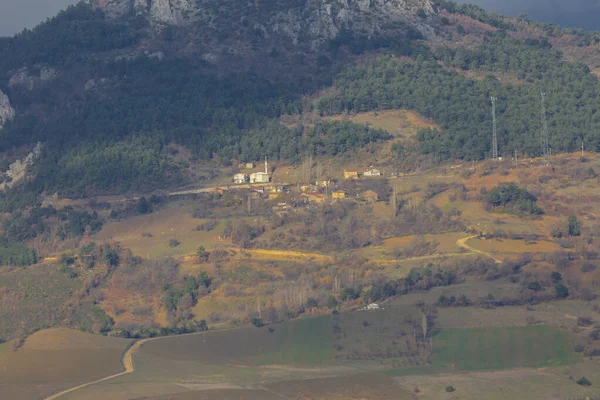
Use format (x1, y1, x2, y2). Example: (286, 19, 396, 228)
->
(1, 1, 600, 199)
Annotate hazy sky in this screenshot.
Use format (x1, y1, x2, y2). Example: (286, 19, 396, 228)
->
(0, 0, 78, 37)
(1, 0, 600, 37)
(456, 0, 600, 30)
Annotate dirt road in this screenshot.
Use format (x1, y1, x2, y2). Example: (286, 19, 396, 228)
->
(456, 235, 502, 264)
(44, 338, 151, 400)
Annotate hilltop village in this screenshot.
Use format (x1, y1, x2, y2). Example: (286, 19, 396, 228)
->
(226, 158, 393, 213)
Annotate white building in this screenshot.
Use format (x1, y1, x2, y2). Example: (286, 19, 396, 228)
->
(366, 303, 381, 310)
(250, 172, 269, 183)
(233, 173, 248, 184)
(364, 169, 381, 177)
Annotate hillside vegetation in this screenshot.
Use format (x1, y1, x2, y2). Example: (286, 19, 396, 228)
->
(1, 1, 600, 197)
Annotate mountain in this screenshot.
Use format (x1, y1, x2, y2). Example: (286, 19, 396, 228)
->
(1, 0, 600, 202)
(95, 0, 437, 44)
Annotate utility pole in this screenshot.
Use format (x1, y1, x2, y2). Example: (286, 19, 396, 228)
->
(540, 92, 550, 164)
(582, 140, 584, 157)
(491, 96, 498, 161)
(514, 149, 518, 168)
(392, 185, 398, 218)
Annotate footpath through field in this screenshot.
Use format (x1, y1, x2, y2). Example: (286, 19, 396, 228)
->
(456, 235, 502, 264)
(43, 338, 151, 400)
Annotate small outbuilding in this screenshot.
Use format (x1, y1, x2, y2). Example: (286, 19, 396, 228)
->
(332, 190, 346, 200)
(361, 190, 379, 203)
(364, 169, 381, 177)
(344, 170, 359, 180)
(233, 173, 248, 184)
(250, 172, 269, 183)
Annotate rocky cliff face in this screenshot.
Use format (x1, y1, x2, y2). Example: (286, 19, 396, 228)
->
(94, 0, 203, 25)
(94, 0, 436, 46)
(0, 143, 42, 191)
(0, 90, 15, 130)
(269, 0, 437, 48)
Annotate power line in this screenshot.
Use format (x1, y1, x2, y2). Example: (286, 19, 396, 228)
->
(491, 96, 498, 161)
(540, 92, 549, 164)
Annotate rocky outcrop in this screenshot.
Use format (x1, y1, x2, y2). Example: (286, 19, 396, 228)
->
(94, 0, 134, 19)
(9, 66, 58, 91)
(94, 0, 201, 25)
(0, 143, 43, 190)
(149, 0, 200, 26)
(0, 90, 15, 130)
(269, 0, 437, 49)
(94, 0, 436, 43)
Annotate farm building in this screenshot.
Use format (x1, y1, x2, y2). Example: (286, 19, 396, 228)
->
(250, 172, 269, 183)
(316, 180, 332, 188)
(361, 190, 379, 203)
(302, 193, 326, 203)
(233, 173, 248, 184)
(301, 184, 317, 193)
(364, 169, 381, 177)
(344, 170, 359, 179)
(332, 190, 346, 200)
(246, 162, 256, 168)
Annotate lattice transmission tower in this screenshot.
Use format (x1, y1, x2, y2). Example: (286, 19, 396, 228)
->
(491, 96, 498, 160)
(540, 92, 550, 163)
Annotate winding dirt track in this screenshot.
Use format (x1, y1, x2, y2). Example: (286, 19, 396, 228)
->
(43, 236, 500, 399)
(456, 235, 502, 264)
(44, 338, 153, 400)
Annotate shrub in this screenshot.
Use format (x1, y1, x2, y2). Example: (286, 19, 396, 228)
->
(551, 271, 562, 282)
(169, 239, 181, 248)
(576, 377, 592, 386)
(581, 262, 597, 273)
(340, 287, 360, 301)
(574, 344, 585, 353)
(327, 295, 338, 309)
(306, 297, 319, 308)
(251, 317, 264, 327)
(555, 283, 569, 299)
(577, 316, 593, 327)
(136, 196, 152, 215)
(527, 282, 543, 291)
(445, 386, 456, 393)
(568, 216, 582, 236)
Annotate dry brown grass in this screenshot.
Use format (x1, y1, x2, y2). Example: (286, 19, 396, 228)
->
(98, 203, 231, 258)
(0, 329, 131, 400)
(327, 109, 438, 137)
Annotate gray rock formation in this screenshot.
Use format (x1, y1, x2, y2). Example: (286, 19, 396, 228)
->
(94, 0, 436, 43)
(95, 0, 135, 19)
(9, 66, 58, 91)
(269, 0, 437, 49)
(149, 0, 200, 26)
(134, 0, 150, 15)
(0, 143, 43, 190)
(0, 90, 15, 130)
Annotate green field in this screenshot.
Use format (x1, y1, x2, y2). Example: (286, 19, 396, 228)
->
(257, 315, 334, 366)
(433, 326, 578, 371)
(390, 325, 578, 376)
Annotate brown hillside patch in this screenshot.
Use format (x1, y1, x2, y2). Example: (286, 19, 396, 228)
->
(0, 329, 130, 400)
(448, 65, 528, 86)
(467, 238, 560, 254)
(98, 203, 231, 257)
(327, 109, 438, 137)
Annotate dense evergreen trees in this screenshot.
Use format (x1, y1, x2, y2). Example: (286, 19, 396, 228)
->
(2, 1, 600, 197)
(318, 30, 600, 160)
